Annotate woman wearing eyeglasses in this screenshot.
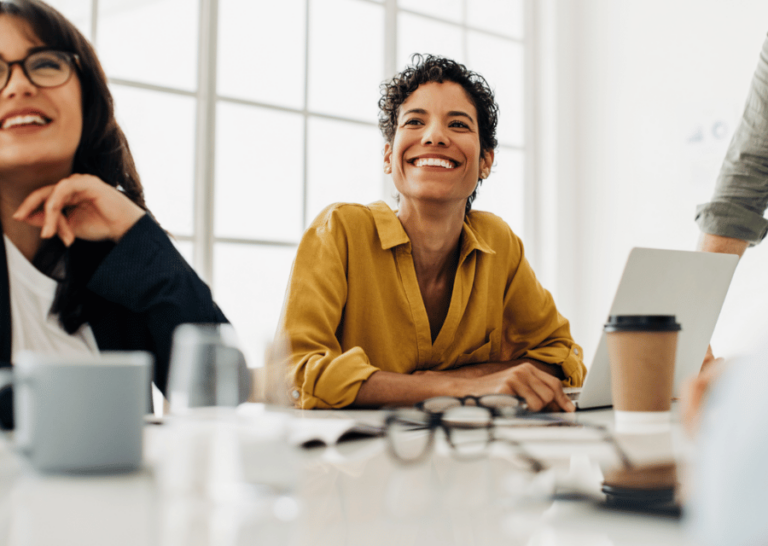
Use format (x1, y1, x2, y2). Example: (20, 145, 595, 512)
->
(0, 0, 227, 428)
(281, 55, 586, 413)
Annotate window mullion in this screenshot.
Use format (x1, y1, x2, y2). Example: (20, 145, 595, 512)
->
(192, 0, 219, 284)
(302, 0, 311, 231)
(382, 0, 398, 203)
(523, 0, 538, 271)
(462, 0, 468, 61)
(384, 0, 397, 78)
(91, 0, 99, 45)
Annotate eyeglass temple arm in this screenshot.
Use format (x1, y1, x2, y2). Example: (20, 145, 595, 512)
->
(592, 425, 634, 469)
(513, 414, 635, 470)
(491, 433, 547, 473)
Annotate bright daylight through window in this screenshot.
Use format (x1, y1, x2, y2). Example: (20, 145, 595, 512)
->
(46, 0, 528, 370)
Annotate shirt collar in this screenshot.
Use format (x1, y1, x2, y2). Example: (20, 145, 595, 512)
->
(370, 201, 410, 250)
(461, 215, 496, 259)
(369, 201, 496, 258)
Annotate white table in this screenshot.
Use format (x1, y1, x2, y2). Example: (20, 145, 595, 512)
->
(0, 407, 694, 546)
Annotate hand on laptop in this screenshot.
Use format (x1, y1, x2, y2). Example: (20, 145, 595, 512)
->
(416, 358, 575, 412)
(458, 362, 576, 413)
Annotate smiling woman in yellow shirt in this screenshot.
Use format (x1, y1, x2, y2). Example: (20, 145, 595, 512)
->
(280, 55, 585, 412)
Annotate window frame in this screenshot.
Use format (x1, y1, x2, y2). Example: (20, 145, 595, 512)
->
(64, 0, 537, 363)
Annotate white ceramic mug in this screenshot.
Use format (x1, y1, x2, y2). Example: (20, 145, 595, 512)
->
(14, 351, 152, 473)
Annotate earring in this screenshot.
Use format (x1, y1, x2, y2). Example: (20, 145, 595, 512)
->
(384, 164, 391, 174)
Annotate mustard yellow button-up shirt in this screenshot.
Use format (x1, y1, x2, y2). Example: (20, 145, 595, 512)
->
(281, 201, 586, 409)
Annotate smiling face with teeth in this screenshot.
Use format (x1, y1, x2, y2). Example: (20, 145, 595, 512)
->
(0, 15, 83, 187)
(384, 81, 493, 215)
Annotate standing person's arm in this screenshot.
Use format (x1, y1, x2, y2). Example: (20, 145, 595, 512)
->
(697, 233, 748, 257)
(696, 233, 746, 370)
(695, 34, 768, 248)
(694, 34, 768, 372)
(696, 234, 747, 368)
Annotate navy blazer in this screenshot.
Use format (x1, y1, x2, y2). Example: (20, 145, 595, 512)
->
(0, 215, 228, 428)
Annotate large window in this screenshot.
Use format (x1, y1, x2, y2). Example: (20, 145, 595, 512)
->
(47, 0, 529, 369)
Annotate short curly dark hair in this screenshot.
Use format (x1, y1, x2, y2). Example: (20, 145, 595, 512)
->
(378, 54, 499, 213)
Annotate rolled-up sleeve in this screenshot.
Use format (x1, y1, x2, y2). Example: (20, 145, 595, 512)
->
(280, 207, 379, 409)
(501, 237, 586, 387)
(696, 33, 768, 245)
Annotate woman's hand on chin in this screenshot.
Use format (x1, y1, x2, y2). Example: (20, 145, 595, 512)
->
(12, 174, 146, 246)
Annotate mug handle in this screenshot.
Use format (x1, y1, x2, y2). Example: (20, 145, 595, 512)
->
(0, 368, 12, 390)
(13, 373, 35, 454)
(0, 368, 13, 431)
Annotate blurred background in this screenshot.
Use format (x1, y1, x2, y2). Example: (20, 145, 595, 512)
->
(44, 0, 768, 371)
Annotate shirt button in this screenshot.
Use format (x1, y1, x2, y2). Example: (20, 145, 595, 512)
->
(574, 348, 580, 356)
(292, 390, 300, 400)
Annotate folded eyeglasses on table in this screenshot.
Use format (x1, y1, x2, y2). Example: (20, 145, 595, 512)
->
(384, 394, 632, 471)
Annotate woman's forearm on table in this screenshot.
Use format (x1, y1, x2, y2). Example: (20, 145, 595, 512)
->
(350, 359, 566, 408)
(431, 359, 565, 380)
(351, 370, 460, 408)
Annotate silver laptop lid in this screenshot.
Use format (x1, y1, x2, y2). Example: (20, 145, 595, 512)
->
(577, 248, 738, 409)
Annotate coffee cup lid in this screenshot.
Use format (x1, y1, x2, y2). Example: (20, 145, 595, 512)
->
(604, 315, 681, 332)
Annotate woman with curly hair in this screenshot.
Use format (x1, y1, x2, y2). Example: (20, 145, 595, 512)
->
(281, 54, 585, 411)
(0, 0, 227, 428)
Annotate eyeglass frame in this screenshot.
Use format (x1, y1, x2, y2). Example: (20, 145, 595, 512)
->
(386, 395, 635, 471)
(384, 404, 547, 472)
(415, 393, 530, 417)
(0, 49, 81, 92)
(415, 393, 579, 427)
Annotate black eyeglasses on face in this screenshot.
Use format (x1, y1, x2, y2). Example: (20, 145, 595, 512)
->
(0, 50, 79, 92)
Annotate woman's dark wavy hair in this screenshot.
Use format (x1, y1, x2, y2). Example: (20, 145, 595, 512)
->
(378, 54, 499, 213)
(0, 0, 149, 333)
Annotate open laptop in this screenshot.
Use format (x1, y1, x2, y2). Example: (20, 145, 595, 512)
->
(570, 248, 738, 410)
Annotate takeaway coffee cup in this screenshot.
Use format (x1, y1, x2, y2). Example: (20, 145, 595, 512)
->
(14, 351, 152, 472)
(604, 315, 681, 433)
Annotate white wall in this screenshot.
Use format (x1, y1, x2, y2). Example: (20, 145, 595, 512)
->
(538, 0, 768, 364)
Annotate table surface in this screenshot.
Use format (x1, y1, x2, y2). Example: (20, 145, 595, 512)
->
(0, 406, 696, 546)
